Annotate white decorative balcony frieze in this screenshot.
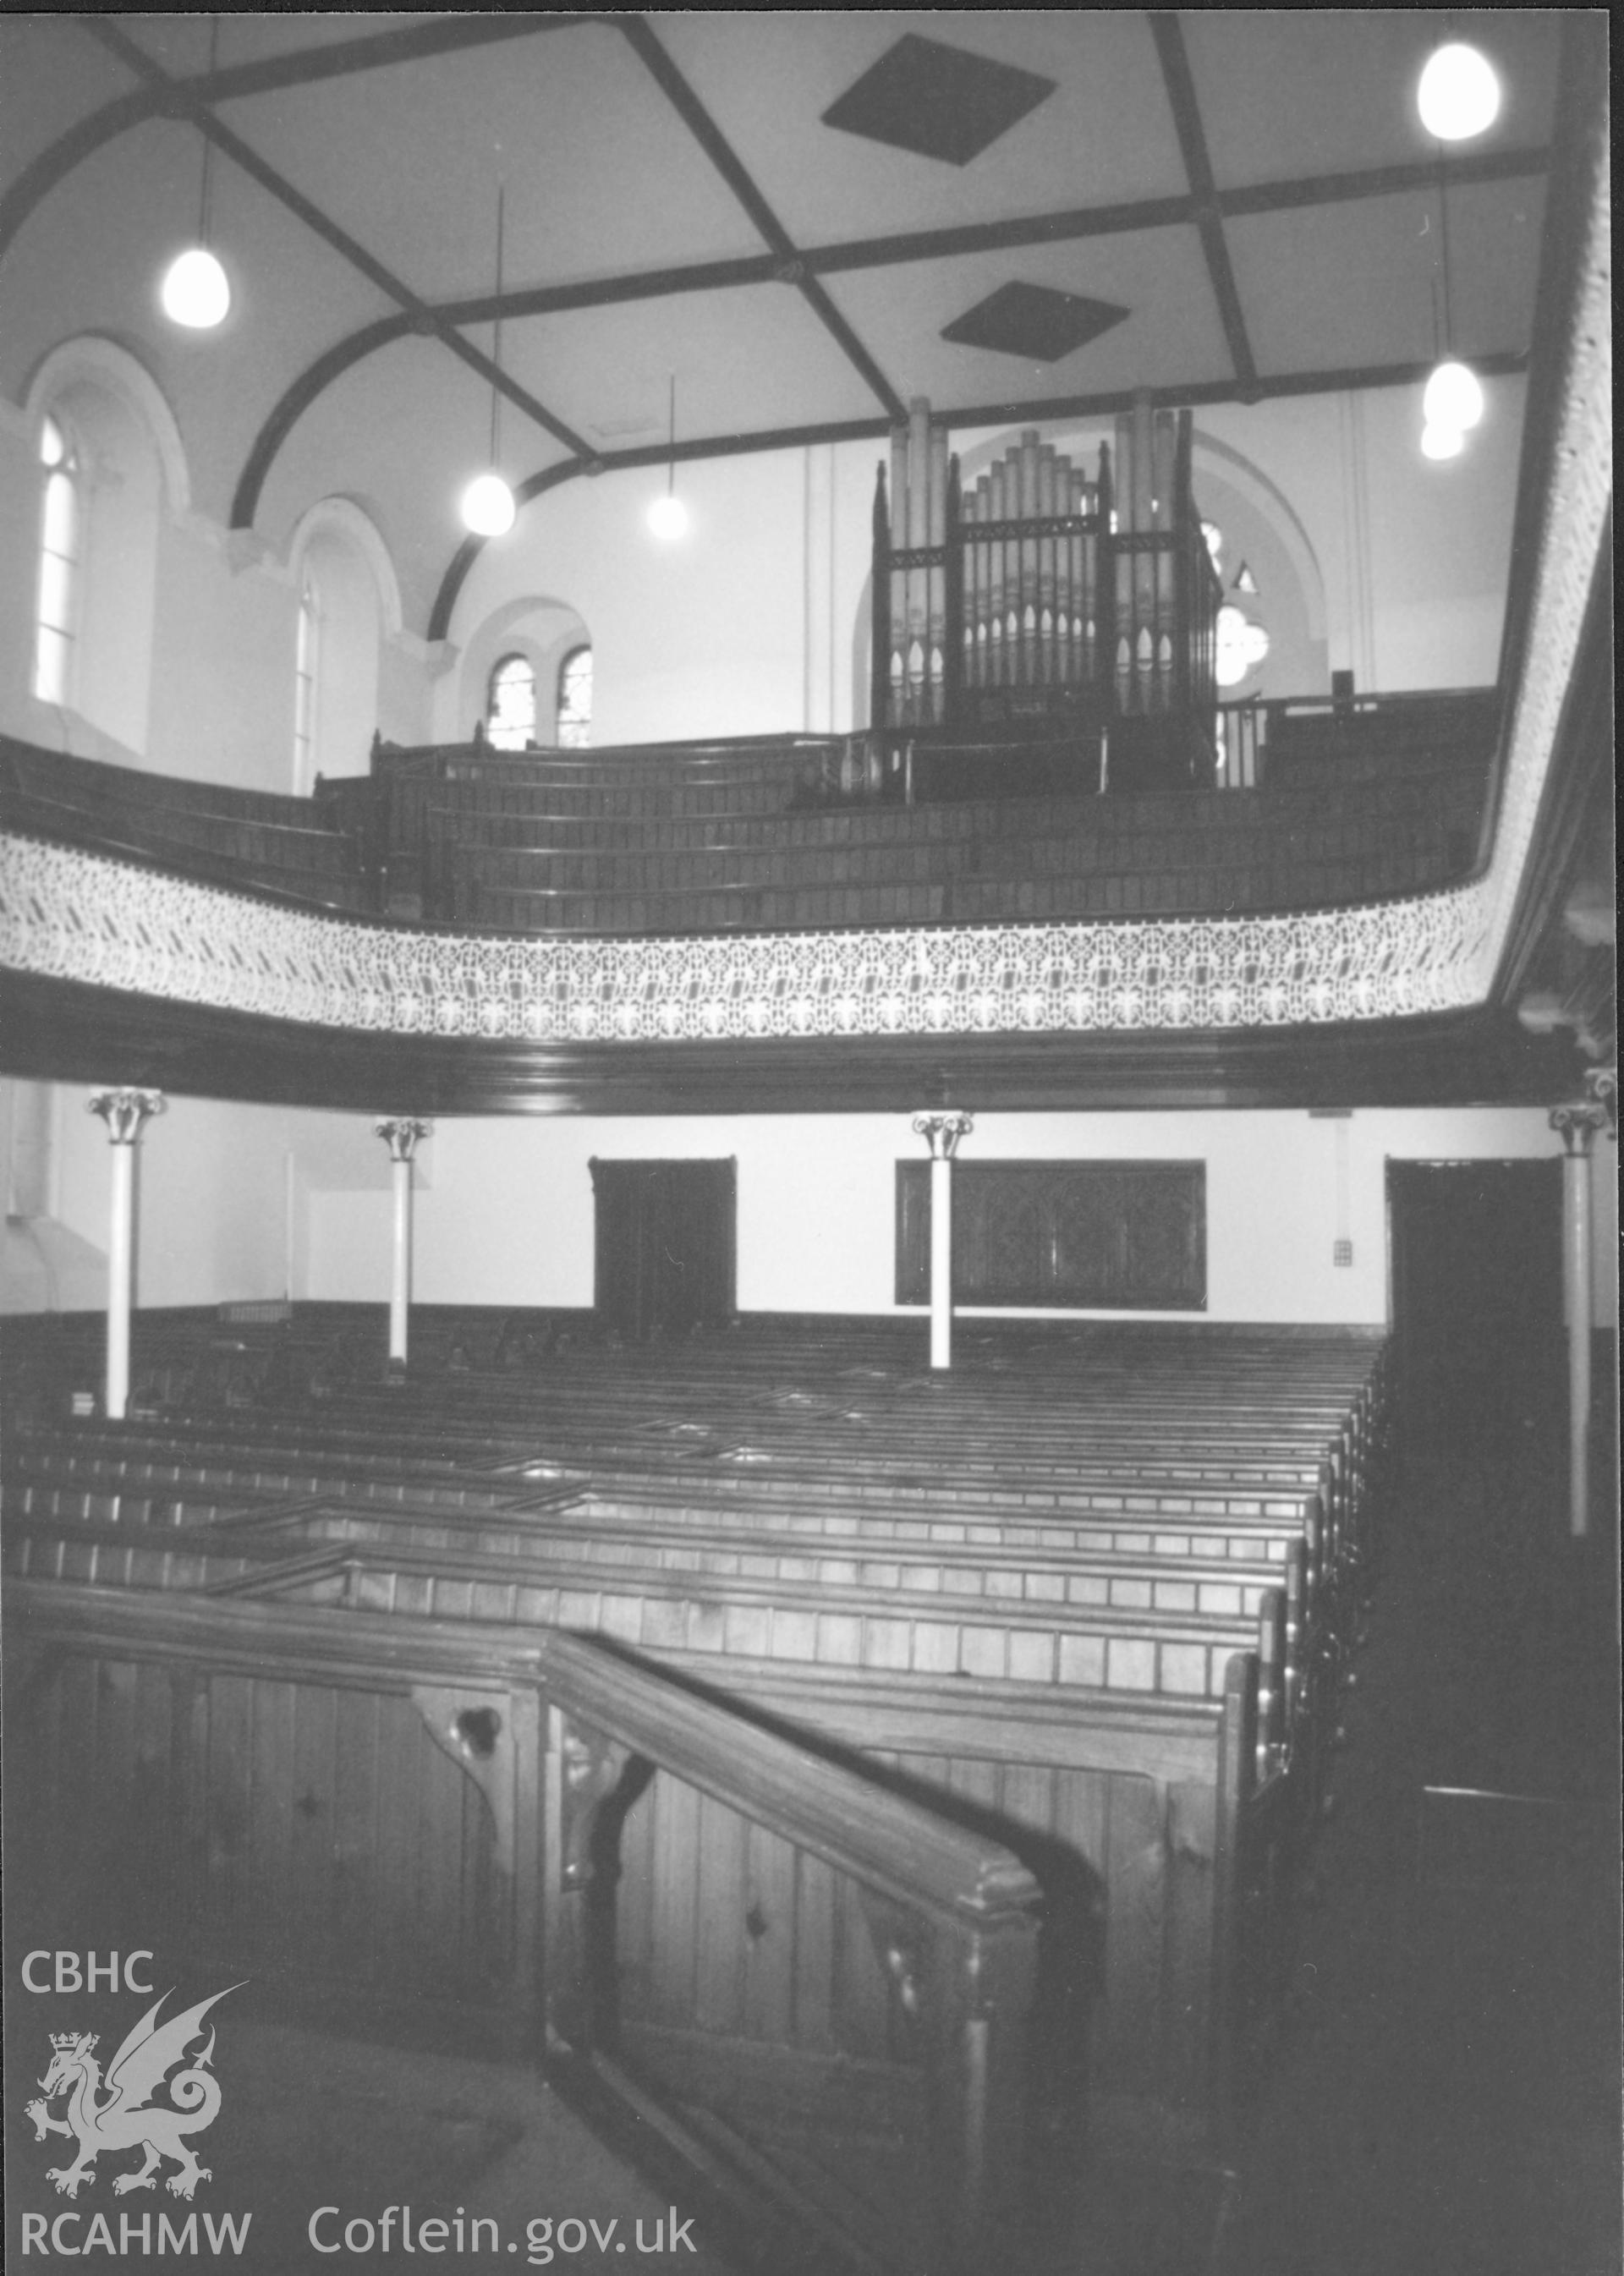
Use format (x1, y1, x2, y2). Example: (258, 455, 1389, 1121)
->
(0, 831, 1496, 1041)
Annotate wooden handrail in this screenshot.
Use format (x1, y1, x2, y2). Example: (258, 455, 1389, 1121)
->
(8, 1577, 1041, 2276)
(539, 1630, 1034, 1931)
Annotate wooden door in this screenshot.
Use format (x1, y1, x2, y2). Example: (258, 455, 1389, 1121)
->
(1387, 1158, 1563, 1429)
(590, 1160, 736, 1341)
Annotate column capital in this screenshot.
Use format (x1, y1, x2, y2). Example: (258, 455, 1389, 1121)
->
(87, 1089, 165, 1145)
(1550, 1099, 1607, 1154)
(913, 1109, 974, 1161)
(374, 1116, 432, 1164)
(1583, 1063, 1617, 1135)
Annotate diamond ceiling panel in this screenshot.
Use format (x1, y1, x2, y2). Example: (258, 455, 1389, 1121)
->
(941, 281, 1130, 363)
(821, 32, 1056, 166)
(825, 228, 1232, 412)
(656, 13, 1188, 244)
(0, 8, 1570, 581)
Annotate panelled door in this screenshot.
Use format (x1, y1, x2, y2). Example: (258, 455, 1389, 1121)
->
(590, 1159, 736, 1341)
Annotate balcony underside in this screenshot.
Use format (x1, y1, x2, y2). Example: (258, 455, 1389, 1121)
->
(0, 967, 1578, 1116)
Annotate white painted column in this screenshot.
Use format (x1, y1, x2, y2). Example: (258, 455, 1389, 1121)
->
(913, 1110, 973, 1370)
(375, 1117, 431, 1372)
(87, 1089, 164, 1421)
(1550, 1094, 1607, 1538)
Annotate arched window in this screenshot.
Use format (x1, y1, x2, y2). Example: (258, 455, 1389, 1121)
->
(486, 654, 536, 750)
(293, 578, 319, 788)
(288, 503, 393, 792)
(557, 644, 592, 749)
(34, 414, 80, 705)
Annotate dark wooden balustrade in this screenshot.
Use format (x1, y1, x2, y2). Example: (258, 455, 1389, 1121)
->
(6, 1574, 1041, 2274)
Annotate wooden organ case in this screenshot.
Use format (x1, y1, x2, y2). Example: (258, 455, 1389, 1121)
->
(870, 397, 1221, 796)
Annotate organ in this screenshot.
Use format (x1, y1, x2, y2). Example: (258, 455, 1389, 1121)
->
(871, 395, 1221, 791)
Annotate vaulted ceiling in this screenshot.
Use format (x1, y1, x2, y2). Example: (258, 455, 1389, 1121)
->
(3, 11, 1565, 626)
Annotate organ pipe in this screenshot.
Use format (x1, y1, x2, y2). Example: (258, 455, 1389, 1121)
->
(874, 398, 1213, 750)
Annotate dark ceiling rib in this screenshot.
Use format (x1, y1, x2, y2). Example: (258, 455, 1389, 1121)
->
(425, 345, 1528, 642)
(0, 89, 160, 266)
(80, 19, 595, 464)
(231, 123, 1550, 526)
(150, 15, 600, 107)
(421, 141, 1549, 326)
(616, 15, 904, 421)
(231, 318, 416, 532)
(0, 18, 604, 268)
(1147, 12, 1259, 398)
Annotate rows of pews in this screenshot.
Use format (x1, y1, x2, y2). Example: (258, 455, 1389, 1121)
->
(381, 732, 1486, 932)
(3, 705, 1491, 941)
(3, 1315, 1388, 2268)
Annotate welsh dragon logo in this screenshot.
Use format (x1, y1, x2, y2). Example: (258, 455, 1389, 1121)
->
(25, 1984, 241, 2201)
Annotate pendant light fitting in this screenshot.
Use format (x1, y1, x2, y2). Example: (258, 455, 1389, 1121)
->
(161, 16, 231, 329)
(1419, 125, 1483, 463)
(648, 373, 689, 540)
(461, 184, 517, 538)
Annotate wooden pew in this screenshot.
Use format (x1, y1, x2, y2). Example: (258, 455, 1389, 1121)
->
(6, 1577, 1042, 2276)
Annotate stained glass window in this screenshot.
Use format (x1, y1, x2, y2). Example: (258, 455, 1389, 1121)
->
(1215, 602, 1270, 689)
(486, 653, 536, 750)
(34, 414, 79, 705)
(557, 645, 592, 749)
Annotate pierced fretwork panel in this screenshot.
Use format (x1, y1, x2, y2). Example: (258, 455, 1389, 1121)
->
(897, 1160, 1205, 1310)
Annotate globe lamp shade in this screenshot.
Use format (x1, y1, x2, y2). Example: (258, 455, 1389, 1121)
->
(647, 491, 689, 541)
(161, 247, 231, 329)
(461, 471, 517, 538)
(1420, 422, 1466, 463)
(1423, 360, 1484, 433)
(1417, 44, 1501, 141)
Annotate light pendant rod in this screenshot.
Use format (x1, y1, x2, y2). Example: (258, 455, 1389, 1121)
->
(1436, 151, 1454, 356)
(667, 370, 677, 494)
(198, 17, 220, 248)
(490, 183, 505, 468)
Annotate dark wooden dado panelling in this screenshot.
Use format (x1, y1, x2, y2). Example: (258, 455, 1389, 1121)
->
(897, 1161, 1205, 1310)
(0, 971, 1583, 1115)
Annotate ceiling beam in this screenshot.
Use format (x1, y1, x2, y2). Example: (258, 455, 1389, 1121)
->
(1, 44, 1545, 288)
(0, 16, 605, 267)
(229, 127, 1546, 531)
(423, 347, 1529, 641)
(412, 140, 1549, 327)
(1147, 12, 1259, 398)
(80, 19, 595, 463)
(617, 16, 905, 422)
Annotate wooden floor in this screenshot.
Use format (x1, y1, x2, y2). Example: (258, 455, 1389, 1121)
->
(1215, 1374, 1621, 2276)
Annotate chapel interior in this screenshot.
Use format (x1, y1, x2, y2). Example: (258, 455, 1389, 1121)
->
(0, 15, 1616, 2274)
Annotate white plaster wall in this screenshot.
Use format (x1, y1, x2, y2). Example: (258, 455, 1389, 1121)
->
(296, 1104, 1615, 1330)
(7, 1086, 1610, 1332)
(1197, 382, 1526, 694)
(442, 441, 880, 745)
(145, 524, 301, 792)
(0, 403, 433, 795)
